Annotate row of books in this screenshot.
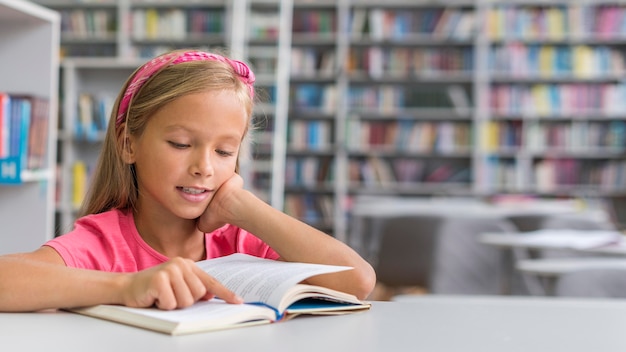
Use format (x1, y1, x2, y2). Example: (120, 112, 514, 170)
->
(288, 120, 333, 152)
(54, 160, 91, 209)
(248, 55, 277, 76)
(132, 44, 215, 59)
(59, 9, 116, 38)
(291, 84, 336, 112)
(131, 8, 225, 40)
(478, 157, 626, 193)
(286, 45, 624, 79)
(529, 120, 626, 150)
(75, 93, 113, 141)
(481, 120, 626, 150)
(351, 8, 475, 40)
(348, 117, 626, 153)
(534, 158, 626, 192)
(345, 120, 471, 153)
(71, 4, 626, 42)
(284, 193, 333, 227)
(248, 11, 279, 40)
(251, 103, 276, 139)
(249, 167, 271, 199)
(490, 44, 626, 77)
(347, 85, 470, 112)
(284, 156, 333, 187)
(281, 156, 626, 192)
(291, 48, 335, 77)
(349, 157, 471, 185)
(478, 157, 517, 191)
(292, 9, 336, 34)
(481, 121, 521, 150)
(490, 83, 626, 116)
(0, 94, 49, 178)
(60, 45, 116, 58)
(486, 5, 626, 39)
(348, 47, 474, 77)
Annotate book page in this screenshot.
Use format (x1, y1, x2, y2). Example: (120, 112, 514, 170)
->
(109, 299, 273, 324)
(196, 254, 352, 311)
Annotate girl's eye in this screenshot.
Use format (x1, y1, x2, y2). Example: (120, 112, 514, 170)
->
(217, 149, 235, 157)
(168, 141, 190, 149)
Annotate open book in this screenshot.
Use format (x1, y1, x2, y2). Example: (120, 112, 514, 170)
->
(70, 254, 371, 335)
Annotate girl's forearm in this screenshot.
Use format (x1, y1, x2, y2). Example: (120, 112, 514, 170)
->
(0, 255, 127, 312)
(233, 191, 377, 299)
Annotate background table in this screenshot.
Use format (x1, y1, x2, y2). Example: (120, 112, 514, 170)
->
(516, 257, 626, 295)
(480, 232, 626, 295)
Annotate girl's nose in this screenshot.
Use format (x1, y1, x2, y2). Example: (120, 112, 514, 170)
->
(190, 150, 214, 177)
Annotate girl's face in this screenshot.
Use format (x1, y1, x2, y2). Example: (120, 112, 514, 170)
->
(126, 90, 247, 221)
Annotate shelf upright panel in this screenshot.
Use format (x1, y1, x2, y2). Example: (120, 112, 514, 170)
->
(0, 0, 60, 253)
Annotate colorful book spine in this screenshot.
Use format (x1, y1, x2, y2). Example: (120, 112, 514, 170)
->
(72, 161, 88, 208)
(0, 93, 50, 184)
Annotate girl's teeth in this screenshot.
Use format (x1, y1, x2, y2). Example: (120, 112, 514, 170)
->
(182, 187, 204, 194)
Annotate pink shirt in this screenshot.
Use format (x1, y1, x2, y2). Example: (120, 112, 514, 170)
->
(44, 208, 279, 272)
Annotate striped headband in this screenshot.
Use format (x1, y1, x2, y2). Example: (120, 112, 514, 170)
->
(116, 50, 255, 127)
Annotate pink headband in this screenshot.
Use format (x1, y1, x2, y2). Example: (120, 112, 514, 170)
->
(116, 50, 255, 127)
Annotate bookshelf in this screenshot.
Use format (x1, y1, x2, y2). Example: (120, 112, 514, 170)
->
(284, 0, 338, 233)
(477, 0, 626, 197)
(344, 0, 477, 198)
(236, 0, 285, 206)
(128, 0, 230, 58)
(331, 0, 479, 239)
(0, 0, 59, 254)
(33, 0, 233, 59)
(33, 0, 626, 243)
(56, 58, 145, 234)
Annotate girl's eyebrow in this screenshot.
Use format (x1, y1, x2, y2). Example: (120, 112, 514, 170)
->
(163, 124, 191, 132)
(164, 124, 243, 142)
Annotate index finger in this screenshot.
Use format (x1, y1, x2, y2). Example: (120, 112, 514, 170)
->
(192, 265, 243, 304)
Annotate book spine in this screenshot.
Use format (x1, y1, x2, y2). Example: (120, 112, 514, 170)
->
(0, 93, 50, 183)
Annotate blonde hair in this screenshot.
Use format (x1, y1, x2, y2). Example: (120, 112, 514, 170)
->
(80, 49, 255, 216)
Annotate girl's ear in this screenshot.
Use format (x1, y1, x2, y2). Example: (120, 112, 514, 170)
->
(117, 125, 136, 164)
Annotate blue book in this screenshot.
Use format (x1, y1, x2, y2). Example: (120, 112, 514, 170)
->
(308, 120, 319, 150)
(18, 98, 32, 170)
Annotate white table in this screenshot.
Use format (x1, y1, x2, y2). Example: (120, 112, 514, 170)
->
(349, 196, 603, 262)
(517, 257, 626, 296)
(479, 232, 626, 255)
(480, 232, 626, 295)
(4, 297, 626, 352)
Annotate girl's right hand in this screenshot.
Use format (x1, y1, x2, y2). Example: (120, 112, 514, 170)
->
(121, 257, 243, 310)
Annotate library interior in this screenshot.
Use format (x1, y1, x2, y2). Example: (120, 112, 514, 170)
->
(5, 0, 626, 327)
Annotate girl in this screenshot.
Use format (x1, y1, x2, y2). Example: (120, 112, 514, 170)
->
(0, 49, 375, 312)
